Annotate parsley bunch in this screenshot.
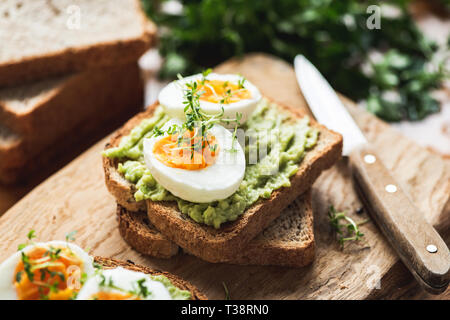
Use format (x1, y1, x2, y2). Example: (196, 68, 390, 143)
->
(142, 0, 447, 122)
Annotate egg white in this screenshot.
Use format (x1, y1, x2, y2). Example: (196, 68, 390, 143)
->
(76, 267, 172, 300)
(158, 73, 262, 126)
(143, 119, 246, 203)
(0, 240, 95, 300)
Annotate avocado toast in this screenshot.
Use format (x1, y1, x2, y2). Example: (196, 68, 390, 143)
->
(0, 233, 206, 300)
(103, 96, 342, 262)
(94, 256, 207, 300)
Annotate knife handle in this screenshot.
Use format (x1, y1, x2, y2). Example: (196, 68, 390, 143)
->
(349, 144, 450, 293)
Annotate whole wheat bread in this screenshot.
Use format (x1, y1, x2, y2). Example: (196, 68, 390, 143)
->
(0, 0, 155, 87)
(117, 205, 179, 259)
(94, 256, 207, 300)
(117, 190, 314, 267)
(103, 100, 342, 262)
(0, 63, 144, 184)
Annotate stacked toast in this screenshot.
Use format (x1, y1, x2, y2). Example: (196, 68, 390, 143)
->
(103, 73, 343, 267)
(0, 0, 156, 183)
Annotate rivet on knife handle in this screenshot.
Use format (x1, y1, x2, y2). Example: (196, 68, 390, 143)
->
(349, 144, 450, 293)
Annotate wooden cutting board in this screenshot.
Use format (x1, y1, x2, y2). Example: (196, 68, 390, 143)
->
(0, 53, 448, 299)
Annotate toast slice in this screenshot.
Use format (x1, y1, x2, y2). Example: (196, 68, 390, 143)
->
(0, 0, 155, 87)
(117, 191, 315, 267)
(103, 100, 342, 262)
(94, 256, 207, 300)
(0, 63, 144, 184)
(117, 204, 180, 259)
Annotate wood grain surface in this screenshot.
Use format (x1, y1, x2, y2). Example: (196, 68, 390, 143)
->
(0, 53, 448, 299)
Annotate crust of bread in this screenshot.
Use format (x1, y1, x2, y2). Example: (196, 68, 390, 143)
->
(226, 191, 314, 267)
(103, 102, 161, 212)
(94, 256, 207, 300)
(117, 191, 315, 267)
(117, 205, 179, 258)
(0, 1, 156, 87)
(103, 99, 342, 262)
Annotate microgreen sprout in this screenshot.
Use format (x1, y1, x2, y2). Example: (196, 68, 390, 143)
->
(98, 274, 151, 299)
(237, 75, 246, 89)
(18, 229, 36, 251)
(65, 230, 77, 242)
(328, 206, 368, 248)
(222, 281, 230, 300)
(153, 71, 243, 160)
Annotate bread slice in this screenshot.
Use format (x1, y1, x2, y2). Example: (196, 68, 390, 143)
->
(117, 191, 315, 267)
(0, 0, 156, 87)
(0, 63, 144, 137)
(0, 63, 144, 184)
(94, 256, 207, 300)
(103, 100, 342, 262)
(117, 205, 180, 259)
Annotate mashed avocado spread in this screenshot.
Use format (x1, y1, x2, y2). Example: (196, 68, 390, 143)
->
(151, 275, 191, 300)
(103, 99, 318, 229)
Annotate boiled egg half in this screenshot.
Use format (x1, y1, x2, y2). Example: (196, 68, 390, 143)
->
(143, 119, 246, 203)
(0, 241, 95, 300)
(158, 73, 262, 126)
(76, 267, 172, 300)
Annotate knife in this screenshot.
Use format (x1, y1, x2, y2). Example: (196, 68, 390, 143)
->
(294, 54, 450, 294)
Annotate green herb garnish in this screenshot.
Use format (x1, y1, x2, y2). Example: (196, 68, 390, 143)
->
(328, 206, 368, 247)
(65, 230, 77, 242)
(98, 274, 152, 299)
(18, 229, 36, 251)
(222, 281, 230, 300)
(152, 72, 243, 157)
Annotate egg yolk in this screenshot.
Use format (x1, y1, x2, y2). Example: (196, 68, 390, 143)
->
(91, 292, 140, 300)
(197, 79, 251, 104)
(14, 246, 84, 300)
(153, 130, 219, 170)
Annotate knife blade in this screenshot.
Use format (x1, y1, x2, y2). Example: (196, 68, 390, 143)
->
(294, 55, 367, 156)
(294, 54, 450, 294)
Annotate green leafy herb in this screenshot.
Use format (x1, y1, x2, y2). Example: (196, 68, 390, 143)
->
(18, 230, 37, 250)
(222, 281, 230, 300)
(152, 72, 242, 157)
(45, 246, 62, 261)
(237, 75, 246, 89)
(65, 230, 77, 242)
(134, 278, 151, 299)
(142, 0, 447, 122)
(201, 68, 212, 84)
(21, 252, 34, 282)
(27, 230, 36, 241)
(328, 206, 368, 247)
(15, 271, 23, 283)
(98, 274, 152, 299)
(93, 262, 103, 271)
